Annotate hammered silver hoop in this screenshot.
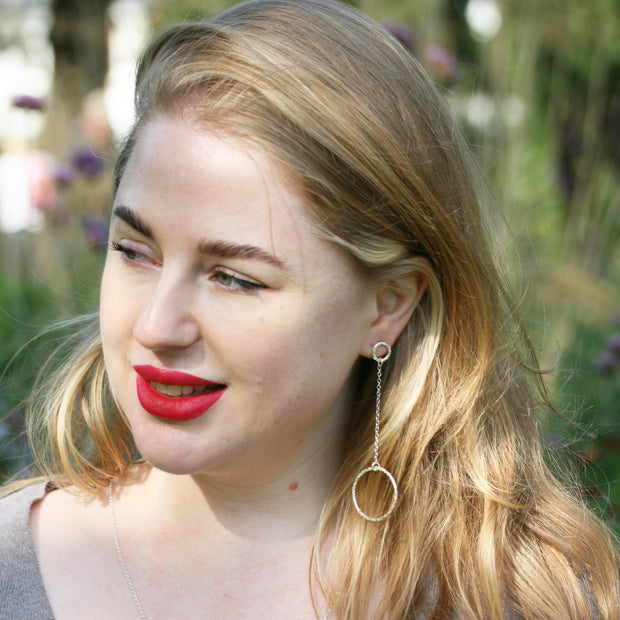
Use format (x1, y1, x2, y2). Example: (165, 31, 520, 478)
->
(352, 464, 398, 522)
(372, 341, 391, 363)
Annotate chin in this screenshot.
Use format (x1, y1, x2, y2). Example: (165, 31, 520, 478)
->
(140, 454, 211, 477)
(135, 437, 243, 479)
(131, 438, 209, 476)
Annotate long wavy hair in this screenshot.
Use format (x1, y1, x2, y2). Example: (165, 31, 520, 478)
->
(16, 0, 618, 617)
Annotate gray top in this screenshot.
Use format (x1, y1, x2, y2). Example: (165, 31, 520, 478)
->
(0, 482, 54, 619)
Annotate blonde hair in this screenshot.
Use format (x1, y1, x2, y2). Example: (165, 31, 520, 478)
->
(18, 0, 619, 617)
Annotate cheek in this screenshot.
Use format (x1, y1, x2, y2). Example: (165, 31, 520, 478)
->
(99, 262, 115, 344)
(222, 291, 367, 385)
(99, 261, 138, 352)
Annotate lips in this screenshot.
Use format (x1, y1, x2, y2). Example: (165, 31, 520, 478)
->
(133, 364, 226, 421)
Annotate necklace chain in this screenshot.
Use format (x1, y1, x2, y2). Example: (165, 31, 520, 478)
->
(109, 482, 148, 620)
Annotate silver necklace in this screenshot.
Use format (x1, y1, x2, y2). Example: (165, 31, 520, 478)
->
(109, 482, 332, 620)
(109, 483, 148, 620)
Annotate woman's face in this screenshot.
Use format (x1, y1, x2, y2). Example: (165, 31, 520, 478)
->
(100, 114, 378, 483)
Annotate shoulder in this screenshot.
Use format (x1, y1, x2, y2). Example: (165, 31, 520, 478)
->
(0, 481, 55, 620)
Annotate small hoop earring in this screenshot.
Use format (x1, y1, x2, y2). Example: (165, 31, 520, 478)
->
(351, 342, 398, 522)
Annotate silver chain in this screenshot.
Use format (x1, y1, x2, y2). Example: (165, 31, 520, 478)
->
(109, 482, 148, 620)
(372, 359, 383, 467)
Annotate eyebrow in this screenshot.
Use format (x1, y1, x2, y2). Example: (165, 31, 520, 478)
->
(112, 205, 284, 268)
(198, 239, 284, 268)
(112, 205, 153, 238)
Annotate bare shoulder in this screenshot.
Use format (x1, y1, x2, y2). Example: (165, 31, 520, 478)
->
(29, 482, 112, 584)
(30, 463, 150, 534)
(30, 481, 107, 528)
(28, 471, 150, 619)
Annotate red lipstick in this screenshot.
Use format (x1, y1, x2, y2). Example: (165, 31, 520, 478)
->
(133, 365, 225, 421)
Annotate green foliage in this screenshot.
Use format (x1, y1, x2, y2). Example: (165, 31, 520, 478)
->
(550, 319, 620, 525)
(0, 234, 105, 479)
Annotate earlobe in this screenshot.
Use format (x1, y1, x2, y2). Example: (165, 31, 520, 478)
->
(361, 260, 429, 357)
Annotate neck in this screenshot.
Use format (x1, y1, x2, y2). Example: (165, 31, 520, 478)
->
(133, 401, 349, 542)
(109, 464, 335, 620)
(123, 438, 341, 544)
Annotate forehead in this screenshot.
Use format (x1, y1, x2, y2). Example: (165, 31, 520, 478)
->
(114, 114, 365, 285)
(117, 115, 307, 239)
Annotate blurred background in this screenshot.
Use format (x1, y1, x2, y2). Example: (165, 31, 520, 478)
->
(0, 0, 618, 528)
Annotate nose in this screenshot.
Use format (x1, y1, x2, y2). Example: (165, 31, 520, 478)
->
(133, 271, 200, 351)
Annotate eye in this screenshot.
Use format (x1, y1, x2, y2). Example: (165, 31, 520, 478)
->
(110, 240, 155, 264)
(213, 269, 267, 292)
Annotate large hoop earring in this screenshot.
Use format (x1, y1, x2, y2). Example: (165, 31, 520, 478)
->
(351, 342, 398, 522)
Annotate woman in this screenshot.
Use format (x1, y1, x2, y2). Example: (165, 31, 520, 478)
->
(1, 0, 617, 618)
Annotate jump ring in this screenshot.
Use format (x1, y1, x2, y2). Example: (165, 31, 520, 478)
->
(372, 342, 391, 363)
(351, 464, 398, 522)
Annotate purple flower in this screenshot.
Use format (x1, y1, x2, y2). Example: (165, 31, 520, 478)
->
(595, 350, 619, 375)
(425, 46, 459, 85)
(607, 334, 620, 354)
(11, 94, 47, 111)
(383, 22, 416, 52)
(52, 163, 75, 187)
(71, 146, 105, 178)
(81, 215, 108, 247)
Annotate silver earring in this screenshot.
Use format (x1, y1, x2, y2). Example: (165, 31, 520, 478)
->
(351, 341, 398, 522)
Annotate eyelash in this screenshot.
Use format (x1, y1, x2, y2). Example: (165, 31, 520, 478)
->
(110, 240, 150, 262)
(212, 270, 266, 292)
(110, 241, 266, 293)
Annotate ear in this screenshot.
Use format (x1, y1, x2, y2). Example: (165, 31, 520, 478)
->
(360, 258, 430, 358)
